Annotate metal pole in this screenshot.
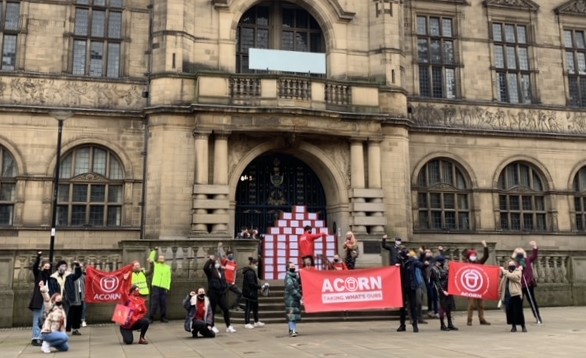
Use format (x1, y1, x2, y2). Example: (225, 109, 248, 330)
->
(49, 119, 64, 265)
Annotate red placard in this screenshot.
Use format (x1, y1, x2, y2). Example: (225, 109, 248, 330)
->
(447, 262, 501, 301)
(299, 266, 403, 313)
(111, 304, 132, 326)
(85, 265, 133, 303)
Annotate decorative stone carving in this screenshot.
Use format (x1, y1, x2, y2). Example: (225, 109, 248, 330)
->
(0, 77, 144, 110)
(555, 0, 586, 15)
(484, 0, 540, 11)
(411, 102, 586, 135)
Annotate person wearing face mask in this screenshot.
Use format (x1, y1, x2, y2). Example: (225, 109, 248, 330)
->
(512, 241, 542, 324)
(130, 259, 151, 299)
(38, 281, 69, 353)
(218, 243, 243, 311)
(48, 260, 82, 318)
(299, 225, 327, 268)
(381, 235, 403, 266)
(284, 262, 302, 337)
(118, 282, 149, 344)
(464, 240, 491, 326)
(323, 254, 348, 270)
(28, 251, 51, 346)
(203, 255, 236, 333)
(431, 256, 458, 331)
(498, 261, 526, 332)
(242, 257, 266, 329)
(424, 249, 439, 319)
(65, 261, 85, 336)
(186, 288, 215, 338)
(147, 247, 172, 323)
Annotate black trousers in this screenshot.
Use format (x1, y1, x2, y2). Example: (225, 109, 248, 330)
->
(150, 287, 168, 320)
(244, 299, 259, 324)
(66, 304, 82, 331)
(208, 290, 231, 327)
(229, 284, 243, 309)
(399, 289, 418, 326)
(192, 320, 215, 338)
(522, 285, 542, 321)
(120, 319, 149, 344)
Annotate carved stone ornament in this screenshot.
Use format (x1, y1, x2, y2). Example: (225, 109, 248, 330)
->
(484, 0, 540, 11)
(555, 0, 586, 15)
(410, 102, 586, 136)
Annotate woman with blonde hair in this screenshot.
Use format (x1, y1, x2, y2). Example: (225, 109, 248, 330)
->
(38, 281, 69, 353)
(343, 231, 359, 269)
(512, 240, 542, 324)
(498, 260, 526, 332)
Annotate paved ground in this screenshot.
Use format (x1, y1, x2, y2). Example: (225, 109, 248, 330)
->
(2, 307, 585, 357)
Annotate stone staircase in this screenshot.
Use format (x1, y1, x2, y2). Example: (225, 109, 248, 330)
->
(229, 280, 399, 325)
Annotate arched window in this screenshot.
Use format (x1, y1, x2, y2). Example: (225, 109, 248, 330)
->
(0, 146, 17, 225)
(416, 159, 471, 230)
(573, 166, 586, 231)
(57, 145, 124, 227)
(497, 161, 546, 231)
(236, 2, 325, 73)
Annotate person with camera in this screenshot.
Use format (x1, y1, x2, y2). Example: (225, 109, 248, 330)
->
(28, 251, 51, 346)
(186, 288, 215, 338)
(203, 254, 236, 333)
(118, 279, 149, 344)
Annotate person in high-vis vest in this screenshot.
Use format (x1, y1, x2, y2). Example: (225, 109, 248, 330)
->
(218, 243, 242, 310)
(130, 260, 151, 301)
(148, 247, 172, 323)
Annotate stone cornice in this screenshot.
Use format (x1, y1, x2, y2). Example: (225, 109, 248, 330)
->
(484, 0, 540, 11)
(555, 0, 586, 16)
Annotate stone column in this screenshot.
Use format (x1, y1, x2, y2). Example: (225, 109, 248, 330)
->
(193, 130, 210, 233)
(212, 132, 229, 234)
(368, 139, 384, 234)
(350, 139, 366, 233)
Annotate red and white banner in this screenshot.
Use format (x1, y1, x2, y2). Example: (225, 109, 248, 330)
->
(85, 265, 133, 303)
(299, 266, 403, 313)
(447, 262, 501, 301)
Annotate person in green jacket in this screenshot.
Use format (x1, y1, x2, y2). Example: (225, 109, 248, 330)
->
(284, 262, 302, 337)
(148, 247, 172, 323)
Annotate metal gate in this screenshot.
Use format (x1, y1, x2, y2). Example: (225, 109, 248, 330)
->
(235, 153, 327, 237)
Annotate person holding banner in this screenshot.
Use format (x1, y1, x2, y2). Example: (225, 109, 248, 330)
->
(431, 256, 458, 331)
(498, 261, 527, 332)
(299, 225, 327, 268)
(284, 262, 302, 337)
(512, 241, 542, 324)
(118, 282, 150, 344)
(464, 240, 491, 326)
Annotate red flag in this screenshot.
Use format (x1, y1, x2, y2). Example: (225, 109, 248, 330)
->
(299, 266, 403, 313)
(447, 262, 501, 301)
(85, 265, 132, 304)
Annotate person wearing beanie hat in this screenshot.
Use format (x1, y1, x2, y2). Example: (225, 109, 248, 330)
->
(47, 259, 82, 318)
(464, 240, 491, 326)
(431, 255, 458, 331)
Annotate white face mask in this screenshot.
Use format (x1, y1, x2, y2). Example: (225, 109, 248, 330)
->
(469, 256, 477, 262)
(214, 263, 220, 269)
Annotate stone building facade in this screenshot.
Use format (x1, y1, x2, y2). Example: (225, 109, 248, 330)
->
(0, 0, 585, 259)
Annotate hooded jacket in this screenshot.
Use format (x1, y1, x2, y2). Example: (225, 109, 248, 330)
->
(28, 254, 51, 310)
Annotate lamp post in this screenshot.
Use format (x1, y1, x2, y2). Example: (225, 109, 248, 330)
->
(48, 111, 72, 266)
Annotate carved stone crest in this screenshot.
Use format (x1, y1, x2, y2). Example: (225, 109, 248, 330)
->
(555, 0, 586, 15)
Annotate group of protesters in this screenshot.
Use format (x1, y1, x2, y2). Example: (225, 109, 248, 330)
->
(28, 225, 543, 352)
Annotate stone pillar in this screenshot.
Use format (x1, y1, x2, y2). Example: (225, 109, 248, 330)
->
(350, 139, 366, 233)
(193, 131, 210, 233)
(368, 139, 384, 234)
(212, 132, 229, 234)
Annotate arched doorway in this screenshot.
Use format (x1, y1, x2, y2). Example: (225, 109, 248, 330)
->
(235, 152, 327, 236)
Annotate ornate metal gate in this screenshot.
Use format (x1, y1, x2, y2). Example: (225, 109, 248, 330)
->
(235, 153, 327, 237)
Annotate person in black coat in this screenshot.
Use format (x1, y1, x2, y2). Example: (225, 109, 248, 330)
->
(28, 251, 51, 346)
(48, 260, 82, 315)
(381, 235, 402, 266)
(242, 257, 266, 329)
(203, 255, 236, 333)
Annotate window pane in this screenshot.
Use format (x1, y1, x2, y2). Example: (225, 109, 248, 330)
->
(110, 0, 124, 8)
(309, 33, 322, 52)
(578, 53, 586, 75)
(444, 193, 455, 209)
(94, 0, 106, 6)
(535, 196, 544, 211)
(258, 29, 269, 49)
(500, 213, 509, 229)
(430, 40, 441, 64)
(458, 194, 468, 209)
(419, 66, 430, 97)
(518, 47, 529, 70)
(92, 11, 106, 37)
(108, 185, 123, 202)
(57, 184, 69, 202)
(507, 73, 519, 103)
(71, 205, 86, 225)
(444, 41, 454, 64)
(575, 196, 582, 211)
(108, 11, 122, 39)
(511, 213, 521, 230)
(536, 214, 546, 230)
(509, 195, 520, 210)
(418, 193, 427, 208)
(428, 161, 440, 185)
(107, 206, 121, 226)
(493, 23, 502, 42)
(0, 183, 15, 201)
(106, 43, 120, 78)
(442, 19, 452, 37)
(495, 46, 504, 69)
(564, 30, 573, 48)
(295, 32, 308, 52)
(419, 211, 429, 229)
(73, 184, 88, 202)
(296, 9, 308, 28)
(2, 151, 16, 176)
(499, 195, 508, 210)
(429, 18, 440, 37)
(516, 26, 526, 44)
(75, 9, 89, 36)
(282, 8, 294, 28)
(74, 147, 91, 175)
(417, 16, 426, 35)
(567, 52, 576, 74)
(445, 212, 455, 229)
(73, 40, 86, 75)
(523, 213, 533, 230)
(506, 46, 517, 69)
(109, 156, 123, 179)
(0, 204, 13, 225)
(90, 185, 106, 202)
(577, 214, 584, 231)
(89, 206, 104, 226)
(432, 67, 442, 97)
(90, 41, 104, 77)
(576, 31, 585, 49)
(418, 39, 429, 63)
(5, 3, 20, 31)
(281, 31, 293, 51)
(60, 155, 72, 179)
(430, 193, 441, 208)
(505, 24, 515, 43)
(56, 205, 68, 226)
(459, 213, 469, 230)
(445, 68, 456, 99)
(522, 196, 533, 210)
(2, 35, 17, 70)
(520, 74, 531, 103)
(93, 148, 107, 175)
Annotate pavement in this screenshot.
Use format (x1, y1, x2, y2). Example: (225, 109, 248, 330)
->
(2, 307, 586, 357)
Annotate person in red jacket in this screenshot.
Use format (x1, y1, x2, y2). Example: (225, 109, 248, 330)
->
(299, 225, 326, 267)
(218, 244, 243, 311)
(119, 283, 149, 345)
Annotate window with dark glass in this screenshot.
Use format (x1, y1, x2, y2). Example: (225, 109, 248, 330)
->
(573, 166, 586, 231)
(416, 159, 470, 230)
(497, 162, 546, 231)
(564, 29, 586, 107)
(236, 2, 325, 73)
(417, 16, 457, 99)
(56, 146, 124, 227)
(492, 23, 532, 104)
(0, 146, 17, 225)
(72, 0, 123, 77)
(0, 1, 20, 70)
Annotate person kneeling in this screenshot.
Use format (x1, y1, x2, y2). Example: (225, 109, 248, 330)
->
(39, 281, 69, 353)
(188, 288, 216, 338)
(119, 284, 149, 344)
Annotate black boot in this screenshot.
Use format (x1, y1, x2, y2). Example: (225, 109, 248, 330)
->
(521, 325, 527, 333)
(440, 319, 449, 331)
(412, 323, 419, 333)
(396, 324, 406, 332)
(510, 325, 517, 332)
(447, 316, 459, 331)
